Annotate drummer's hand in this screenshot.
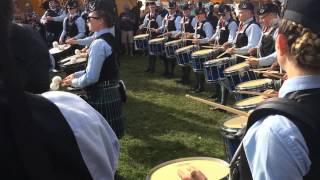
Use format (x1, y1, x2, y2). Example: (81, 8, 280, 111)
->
(226, 47, 235, 54)
(66, 38, 78, 45)
(178, 167, 207, 180)
(246, 58, 259, 68)
(192, 39, 200, 44)
(59, 39, 64, 45)
(62, 74, 75, 87)
(81, 47, 88, 53)
(222, 42, 232, 50)
(46, 16, 54, 21)
(248, 48, 257, 56)
(165, 32, 172, 37)
(270, 61, 280, 71)
(263, 89, 278, 98)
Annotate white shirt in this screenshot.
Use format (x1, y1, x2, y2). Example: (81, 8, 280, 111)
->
(158, 13, 182, 36)
(42, 91, 120, 180)
(209, 17, 237, 44)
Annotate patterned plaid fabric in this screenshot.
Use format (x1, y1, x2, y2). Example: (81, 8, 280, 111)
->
(86, 83, 124, 138)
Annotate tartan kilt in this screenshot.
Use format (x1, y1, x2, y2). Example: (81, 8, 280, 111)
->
(86, 83, 124, 138)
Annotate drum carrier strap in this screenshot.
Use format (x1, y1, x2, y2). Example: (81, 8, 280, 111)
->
(230, 88, 320, 180)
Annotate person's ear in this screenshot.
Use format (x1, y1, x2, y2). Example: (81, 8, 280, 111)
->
(276, 34, 288, 56)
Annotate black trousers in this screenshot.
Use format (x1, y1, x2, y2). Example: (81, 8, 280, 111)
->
(147, 55, 156, 72)
(180, 66, 191, 82)
(195, 72, 205, 90)
(163, 56, 176, 76)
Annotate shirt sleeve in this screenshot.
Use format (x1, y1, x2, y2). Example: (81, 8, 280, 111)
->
(73, 17, 86, 39)
(156, 15, 163, 27)
(59, 18, 67, 42)
(171, 16, 182, 36)
(235, 24, 261, 54)
(199, 22, 213, 44)
(71, 39, 112, 88)
(243, 115, 311, 180)
(142, 15, 148, 28)
(228, 21, 238, 43)
(77, 36, 94, 46)
(52, 10, 67, 22)
(209, 20, 220, 42)
(42, 91, 119, 179)
(258, 51, 277, 67)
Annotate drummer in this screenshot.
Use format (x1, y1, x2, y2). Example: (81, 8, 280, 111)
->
(209, 4, 237, 47)
(225, 1, 262, 60)
(175, 4, 198, 85)
(246, 3, 279, 68)
(192, 8, 214, 93)
(59, 0, 86, 44)
(139, 1, 162, 73)
(153, 1, 182, 78)
(62, 1, 124, 138)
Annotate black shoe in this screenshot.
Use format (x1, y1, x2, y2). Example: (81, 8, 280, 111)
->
(208, 94, 219, 99)
(145, 68, 151, 72)
(195, 87, 205, 93)
(166, 73, 174, 78)
(182, 79, 191, 85)
(176, 79, 184, 84)
(149, 69, 155, 73)
(162, 72, 169, 76)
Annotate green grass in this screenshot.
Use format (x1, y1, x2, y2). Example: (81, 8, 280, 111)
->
(117, 54, 231, 180)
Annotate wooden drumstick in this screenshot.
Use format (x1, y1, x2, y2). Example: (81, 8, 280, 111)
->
(185, 94, 249, 117)
(235, 54, 258, 61)
(253, 67, 272, 71)
(201, 46, 215, 49)
(262, 72, 283, 79)
(216, 51, 229, 59)
(236, 90, 278, 98)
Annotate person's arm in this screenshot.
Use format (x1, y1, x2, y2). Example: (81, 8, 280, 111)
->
(42, 91, 120, 179)
(227, 21, 238, 43)
(59, 18, 67, 43)
(73, 17, 86, 39)
(77, 36, 94, 46)
(199, 22, 213, 44)
(243, 115, 311, 180)
(156, 15, 163, 27)
(52, 10, 67, 22)
(235, 24, 261, 54)
(209, 20, 220, 42)
(71, 39, 112, 88)
(157, 18, 166, 33)
(258, 52, 277, 67)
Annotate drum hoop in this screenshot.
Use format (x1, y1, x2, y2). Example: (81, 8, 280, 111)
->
(224, 63, 249, 74)
(234, 96, 265, 109)
(146, 157, 229, 180)
(175, 46, 196, 54)
(192, 50, 214, 57)
(49, 44, 72, 55)
(204, 58, 229, 66)
(236, 79, 272, 91)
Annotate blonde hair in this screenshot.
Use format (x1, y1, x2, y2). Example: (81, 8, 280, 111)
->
(279, 19, 320, 71)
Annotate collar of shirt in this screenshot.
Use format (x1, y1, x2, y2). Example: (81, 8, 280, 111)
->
(242, 17, 254, 25)
(94, 27, 114, 39)
(279, 75, 320, 97)
(167, 13, 176, 20)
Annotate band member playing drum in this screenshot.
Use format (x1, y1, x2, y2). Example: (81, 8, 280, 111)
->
(180, 0, 320, 179)
(192, 8, 213, 93)
(209, 4, 237, 47)
(40, 0, 66, 46)
(139, 1, 162, 73)
(153, 2, 182, 78)
(246, 3, 279, 68)
(176, 4, 198, 85)
(62, 2, 124, 138)
(59, 0, 86, 44)
(225, 2, 261, 59)
(208, 4, 237, 103)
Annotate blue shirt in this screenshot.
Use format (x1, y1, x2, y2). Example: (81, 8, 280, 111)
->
(59, 13, 86, 41)
(72, 28, 113, 88)
(42, 91, 119, 180)
(243, 75, 320, 180)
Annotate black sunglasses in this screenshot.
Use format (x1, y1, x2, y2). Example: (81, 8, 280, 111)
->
(87, 16, 100, 22)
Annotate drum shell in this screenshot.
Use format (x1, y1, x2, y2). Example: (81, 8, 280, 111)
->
(148, 38, 167, 56)
(203, 57, 231, 83)
(60, 61, 87, 75)
(174, 45, 199, 66)
(191, 50, 216, 72)
(224, 65, 257, 91)
(134, 34, 149, 50)
(164, 40, 184, 58)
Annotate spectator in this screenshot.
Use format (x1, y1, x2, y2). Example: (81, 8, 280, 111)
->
(119, 3, 135, 56)
(132, 1, 143, 33)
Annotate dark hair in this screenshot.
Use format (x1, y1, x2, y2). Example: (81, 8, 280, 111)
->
(279, 19, 320, 71)
(95, 10, 114, 27)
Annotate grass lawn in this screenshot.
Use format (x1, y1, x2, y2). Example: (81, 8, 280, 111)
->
(117, 54, 232, 180)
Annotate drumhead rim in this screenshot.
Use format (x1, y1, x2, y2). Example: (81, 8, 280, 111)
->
(49, 44, 72, 54)
(191, 49, 215, 57)
(146, 157, 229, 180)
(234, 96, 265, 109)
(224, 63, 249, 73)
(235, 79, 273, 90)
(203, 57, 230, 66)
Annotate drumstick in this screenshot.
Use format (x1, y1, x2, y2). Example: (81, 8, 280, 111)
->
(216, 51, 228, 59)
(185, 94, 249, 117)
(262, 72, 283, 79)
(253, 67, 272, 71)
(236, 90, 278, 98)
(235, 54, 258, 60)
(201, 46, 215, 49)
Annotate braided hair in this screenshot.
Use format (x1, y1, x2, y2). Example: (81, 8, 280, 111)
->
(279, 19, 320, 71)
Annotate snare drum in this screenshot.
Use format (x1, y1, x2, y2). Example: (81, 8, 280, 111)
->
(221, 116, 247, 161)
(191, 49, 216, 72)
(134, 34, 149, 50)
(175, 45, 199, 66)
(146, 157, 229, 180)
(59, 54, 87, 74)
(224, 62, 257, 91)
(148, 37, 167, 55)
(49, 44, 72, 62)
(164, 39, 184, 58)
(236, 79, 273, 92)
(203, 57, 231, 83)
(234, 96, 266, 111)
